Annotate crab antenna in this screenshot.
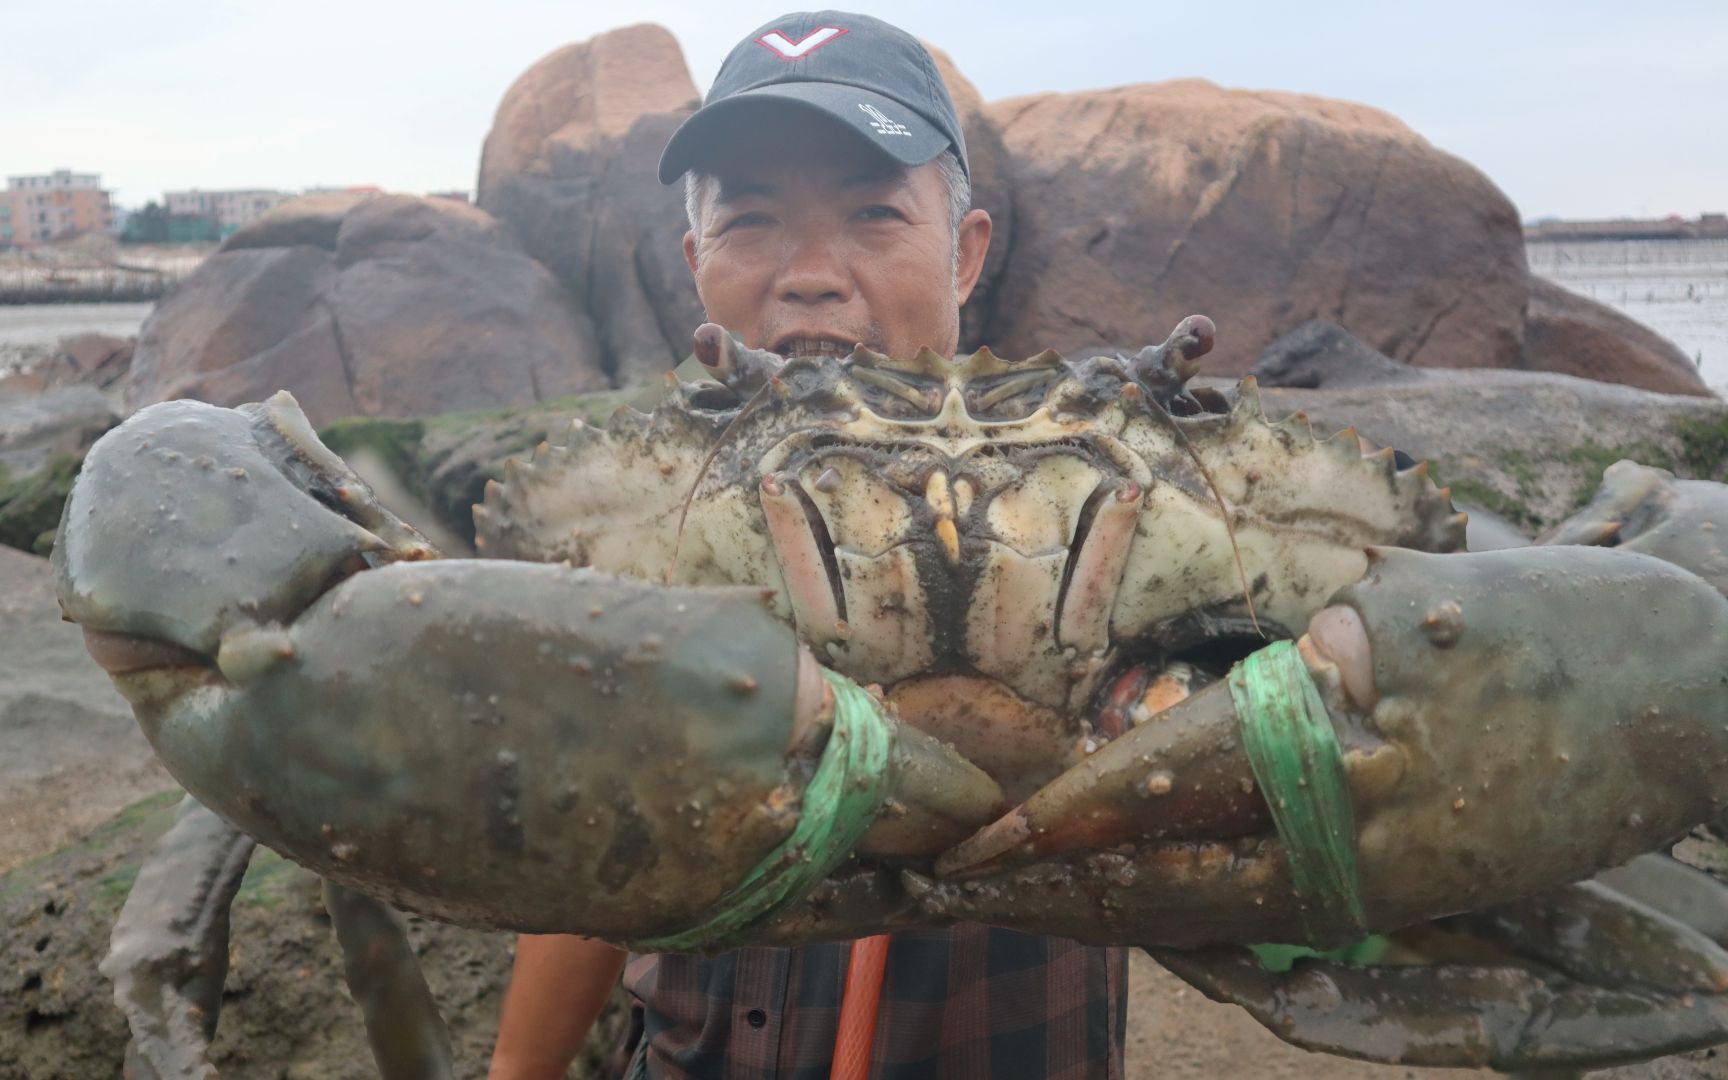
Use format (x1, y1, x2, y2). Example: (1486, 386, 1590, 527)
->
(665, 378, 776, 585)
(1132, 315, 1262, 637)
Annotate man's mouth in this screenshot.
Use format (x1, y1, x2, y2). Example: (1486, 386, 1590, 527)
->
(772, 335, 863, 360)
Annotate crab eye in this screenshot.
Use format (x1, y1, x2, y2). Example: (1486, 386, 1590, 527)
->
(683, 381, 744, 412)
(963, 369, 1059, 421)
(849, 366, 942, 419)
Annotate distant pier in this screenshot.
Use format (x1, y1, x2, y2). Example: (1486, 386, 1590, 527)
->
(0, 247, 208, 305)
(1527, 212, 1728, 243)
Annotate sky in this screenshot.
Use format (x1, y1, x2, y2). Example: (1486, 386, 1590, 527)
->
(5, 1, 1724, 221)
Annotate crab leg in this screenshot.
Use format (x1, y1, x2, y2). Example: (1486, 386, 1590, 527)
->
(323, 880, 455, 1079)
(918, 545, 1728, 948)
(1595, 853, 1728, 943)
(1151, 935, 1728, 1072)
(1440, 879, 1728, 994)
(102, 795, 255, 1080)
(1152, 847, 1728, 1070)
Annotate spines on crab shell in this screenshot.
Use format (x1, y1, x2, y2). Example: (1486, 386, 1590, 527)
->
(474, 408, 698, 575)
(1208, 385, 1464, 556)
(1109, 374, 1465, 645)
(1229, 375, 1264, 421)
(941, 344, 1065, 380)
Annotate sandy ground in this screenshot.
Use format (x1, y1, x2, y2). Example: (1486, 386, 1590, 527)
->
(0, 545, 170, 872)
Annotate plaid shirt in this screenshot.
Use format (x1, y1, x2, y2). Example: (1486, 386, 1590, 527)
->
(623, 926, 1127, 1079)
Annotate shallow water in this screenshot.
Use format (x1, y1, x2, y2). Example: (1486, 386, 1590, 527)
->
(1527, 237, 1728, 390)
(0, 301, 156, 348)
(0, 302, 156, 376)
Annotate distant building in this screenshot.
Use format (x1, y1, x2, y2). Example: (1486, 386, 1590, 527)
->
(163, 188, 293, 233)
(0, 169, 115, 247)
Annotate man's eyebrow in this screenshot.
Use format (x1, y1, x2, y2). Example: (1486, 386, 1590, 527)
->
(714, 177, 776, 204)
(840, 166, 911, 191)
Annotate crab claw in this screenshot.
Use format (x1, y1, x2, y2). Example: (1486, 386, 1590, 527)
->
(917, 545, 1728, 950)
(54, 392, 436, 660)
(1539, 459, 1728, 596)
(934, 679, 1269, 877)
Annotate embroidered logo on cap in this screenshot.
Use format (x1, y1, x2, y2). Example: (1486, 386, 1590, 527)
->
(756, 26, 848, 60)
(859, 103, 911, 137)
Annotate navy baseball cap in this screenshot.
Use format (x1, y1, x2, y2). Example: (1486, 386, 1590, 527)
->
(657, 11, 969, 184)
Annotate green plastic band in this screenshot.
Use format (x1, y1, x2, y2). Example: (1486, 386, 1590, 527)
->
(1228, 640, 1367, 943)
(627, 670, 895, 953)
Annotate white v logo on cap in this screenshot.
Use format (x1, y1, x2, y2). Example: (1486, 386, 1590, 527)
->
(859, 103, 911, 137)
(756, 26, 848, 60)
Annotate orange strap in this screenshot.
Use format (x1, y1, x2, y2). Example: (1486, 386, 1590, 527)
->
(829, 934, 891, 1080)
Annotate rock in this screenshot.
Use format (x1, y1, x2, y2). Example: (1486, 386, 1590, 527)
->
(477, 24, 703, 384)
(979, 80, 1529, 377)
(59, 334, 133, 389)
(1249, 369, 1728, 530)
(222, 192, 372, 252)
(0, 385, 117, 477)
(1250, 319, 1424, 389)
(0, 792, 629, 1078)
(924, 42, 1015, 351)
(0, 386, 120, 552)
(1523, 277, 1709, 397)
(1, 336, 134, 397)
(0, 546, 168, 869)
(126, 194, 608, 427)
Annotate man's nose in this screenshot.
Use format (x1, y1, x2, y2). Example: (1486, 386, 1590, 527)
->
(775, 232, 852, 305)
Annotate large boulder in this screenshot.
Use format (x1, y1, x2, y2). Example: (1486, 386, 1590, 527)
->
(126, 194, 607, 427)
(1250, 370, 1728, 530)
(1523, 277, 1709, 396)
(477, 24, 704, 384)
(924, 43, 1015, 351)
(978, 80, 1531, 375)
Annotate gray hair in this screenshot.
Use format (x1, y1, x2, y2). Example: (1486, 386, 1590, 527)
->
(684, 149, 971, 268)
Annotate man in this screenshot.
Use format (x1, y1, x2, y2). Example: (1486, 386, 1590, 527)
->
(489, 12, 1128, 1079)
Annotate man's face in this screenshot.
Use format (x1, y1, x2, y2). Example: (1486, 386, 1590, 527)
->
(683, 106, 991, 361)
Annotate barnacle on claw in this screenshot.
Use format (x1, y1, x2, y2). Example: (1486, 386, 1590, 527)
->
(57, 318, 1728, 1074)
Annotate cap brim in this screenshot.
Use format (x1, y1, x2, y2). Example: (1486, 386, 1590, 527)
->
(658, 82, 952, 184)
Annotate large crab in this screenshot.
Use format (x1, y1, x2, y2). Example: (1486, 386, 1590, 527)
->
(54, 318, 1728, 1078)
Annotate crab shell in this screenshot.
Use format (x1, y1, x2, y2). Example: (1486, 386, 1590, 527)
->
(475, 344, 1463, 793)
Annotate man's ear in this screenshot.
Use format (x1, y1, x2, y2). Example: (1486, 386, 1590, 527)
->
(955, 209, 993, 306)
(683, 230, 699, 276)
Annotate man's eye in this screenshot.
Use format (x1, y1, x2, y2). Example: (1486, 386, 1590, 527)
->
(721, 212, 773, 232)
(856, 205, 904, 223)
